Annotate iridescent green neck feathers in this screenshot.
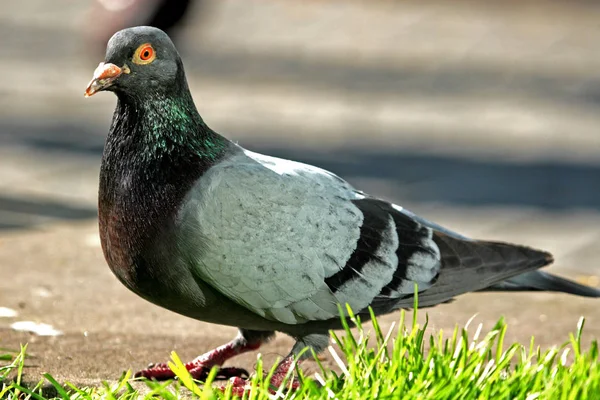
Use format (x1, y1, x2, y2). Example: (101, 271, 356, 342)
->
(125, 92, 227, 162)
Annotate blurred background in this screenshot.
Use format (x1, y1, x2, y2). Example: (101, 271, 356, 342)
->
(1, 0, 599, 386)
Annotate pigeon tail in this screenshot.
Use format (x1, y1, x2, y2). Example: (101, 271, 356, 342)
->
(485, 270, 600, 298)
(465, 239, 554, 288)
(434, 233, 555, 284)
(486, 240, 554, 272)
(472, 242, 600, 297)
(397, 235, 554, 310)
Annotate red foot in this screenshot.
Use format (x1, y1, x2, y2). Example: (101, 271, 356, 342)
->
(218, 356, 301, 396)
(134, 338, 259, 381)
(268, 356, 300, 391)
(135, 361, 249, 381)
(221, 377, 252, 397)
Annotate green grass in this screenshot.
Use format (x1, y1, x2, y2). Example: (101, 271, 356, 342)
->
(1, 301, 598, 400)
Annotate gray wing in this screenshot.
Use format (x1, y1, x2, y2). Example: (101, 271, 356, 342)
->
(178, 149, 597, 327)
(178, 150, 439, 325)
(349, 198, 554, 313)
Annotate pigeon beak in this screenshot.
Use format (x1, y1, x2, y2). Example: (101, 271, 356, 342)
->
(84, 62, 124, 97)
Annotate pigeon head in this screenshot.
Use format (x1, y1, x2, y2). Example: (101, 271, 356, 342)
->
(85, 26, 183, 98)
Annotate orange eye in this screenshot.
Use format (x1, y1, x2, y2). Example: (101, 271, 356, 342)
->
(133, 43, 156, 65)
(140, 46, 153, 60)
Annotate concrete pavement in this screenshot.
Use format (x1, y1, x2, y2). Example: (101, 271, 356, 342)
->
(0, 0, 599, 388)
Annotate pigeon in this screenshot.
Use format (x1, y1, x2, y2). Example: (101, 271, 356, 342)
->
(85, 26, 600, 394)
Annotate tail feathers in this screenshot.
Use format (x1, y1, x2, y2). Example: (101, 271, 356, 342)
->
(482, 240, 554, 273)
(401, 235, 556, 309)
(484, 270, 600, 298)
(433, 233, 555, 289)
(389, 235, 598, 311)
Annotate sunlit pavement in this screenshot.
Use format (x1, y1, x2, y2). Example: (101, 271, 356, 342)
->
(1, 0, 599, 386)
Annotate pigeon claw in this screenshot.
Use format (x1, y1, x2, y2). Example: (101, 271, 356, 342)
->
(189, 365, 249, 381)
(218, 374, 301, 396)
(134, 364, 175, 381)
(134, 361, 249, 382)
(218, 356, 302, 396)
(220, 376, 252, 397)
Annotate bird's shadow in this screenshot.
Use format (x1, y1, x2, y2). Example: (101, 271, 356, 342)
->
(1, 120, 600, 232)
(248, 144, 600, 212)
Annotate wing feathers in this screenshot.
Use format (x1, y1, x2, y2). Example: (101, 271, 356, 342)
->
(330, 213, 399, 312)
(402, 233, 555, 308)
(367, 206, 555, 313)
(324, 200, 390, 291)
(328, 198, 442, 313)
(185, 150, 591, 327)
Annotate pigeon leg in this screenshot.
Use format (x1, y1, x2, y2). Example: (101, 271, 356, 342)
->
(221, 334, 328, 394)
(135, 329, 274, 381)
(223, 354, 301, 396)
(268, 355, 302, 392)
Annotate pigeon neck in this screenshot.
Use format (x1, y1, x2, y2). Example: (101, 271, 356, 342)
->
(113, 89, 227, 162)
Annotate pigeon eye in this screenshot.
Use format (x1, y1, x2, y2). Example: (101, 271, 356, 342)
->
(133, 44, 156, 65)
(140, 48, 152, 60)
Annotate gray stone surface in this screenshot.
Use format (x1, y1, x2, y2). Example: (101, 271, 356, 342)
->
(0, 0, 599, 388)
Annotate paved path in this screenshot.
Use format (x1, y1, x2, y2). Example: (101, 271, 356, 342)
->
(0, 0, 599, 388)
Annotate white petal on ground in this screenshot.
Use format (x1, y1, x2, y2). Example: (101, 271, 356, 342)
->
(0, 307, 18, 318)
(10, 321, 63, 336)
